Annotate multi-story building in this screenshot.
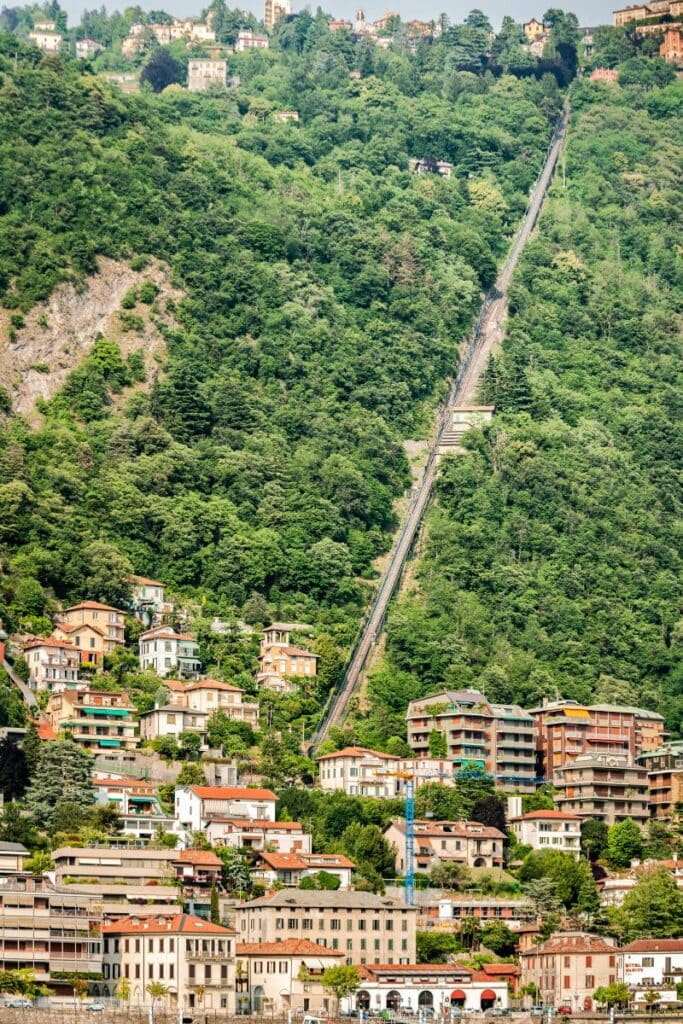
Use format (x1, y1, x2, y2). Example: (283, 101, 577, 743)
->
(619, 939, 683, 1005)
(75, 38, 102, 58)
(520, 932, 619, 1011)
(128, 575, 172, 625)
(0, 877, 102, 990)
(235, 29, 269, 50)
(264, 0, 291, 31)
(638, 741, 683, 819)
(53, 847, 178, 886)
(139, 679, 258, 744)
(661, 26, 683, 61)
(28, 20, 63, 52)
(257, 623, 317, 692)
(384, 820, 505, 874)
(613, 0, 683, 26)
(175, 785, 278, 832)
(406, 690, 536, 792)
(409, 158, 454, 179)
(102, 913, 235, 1011)
(317, 747, 454, 798)
(508, 807, 582, 858)
(53, 620, 108, 667)
(122, 17, 215, 55)
(23, 636, 80, 693)
(349, 964, 508, 1015)
(419, 896, 535, 933)
(329, 18, 353, 30)
(523, 17, 546, 39)
(554, 753, 649, 826)
(60, 600, 126, 647)
(529, 699, 665, 781)
(138, 625, 201, 678)
(0, 843, 29, 875)
(93, 778, 175, 841)
(187, 59, 227, 91)
(236, 939, 342, 1016)
(236, 890, 417, 967)
(252, 852, 355, 890)
(46, 688, 138, 750)
(205, 817, 311, 853)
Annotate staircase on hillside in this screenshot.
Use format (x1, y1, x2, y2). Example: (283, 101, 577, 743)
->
(438, 405, 495, 454)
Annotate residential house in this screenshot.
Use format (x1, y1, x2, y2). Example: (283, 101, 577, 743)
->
(236, 939, 343, 1016)
(128, 575, 172, 625)
(329, 19, 353, 30)
(138, 626, 201, 678)
(317, 747, 454, 798)
(251, 852, 355, 889)
(0, 842, 29, 875)
(274, 110, 299, 122)
(187, 59, 227, 91)
(53, 621, 108, 667)
(554, 753, 649, 826)
(235, 890, 417, 967)
(257, 623, 317, 692)
(619, 939, 683, 1006)
(139, 705, 211, 745)
(76, 38, 101, 58)
(102, 913, 235, 1011)
(523, 17, 546, 39)
(589, 67, 620, 81)
(638, 741, 683, 819)
(180, 679, 259, 725)
(409, 158, 454, 179)
(122, 17, 215, 55)
(93, 778, 175, 841)
(46, 689, 138, 751)
(235, 29, 269, 50)
(53, 847, 179, 887)
(507, 799, 582, 858)
(204, 818, 311, 853)
(528, 699, 664, 781)
(385, 820, 505, 875)
(661, 26, 683, 61)
(60, 600, 125, 647)
(406, 690, 537, 792)
(349, 964, 508, 1015)
(23, 636, 80, 693)
(174, 849, 223, 892)
(28, 20, 62, 52)
(264, 0, 291, 31)
(0, 877, 102, 991)
(520, 932, 619, 1011)
(175, 786, 278, 832)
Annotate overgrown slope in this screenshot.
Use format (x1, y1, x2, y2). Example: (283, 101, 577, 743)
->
(359, 76, 683, 745)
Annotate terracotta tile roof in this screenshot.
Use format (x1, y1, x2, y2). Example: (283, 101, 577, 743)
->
(34, 719, 57, 741)
(237, 940, 343, 957)
(622, 939, 683, 952)
(24, 636, 78, 652)
(261, 645, 317, 659)
(184, 679, 242, 692)
(512, 810, 582, 821)
(209, 818, 303, 830)
(521, 933, 617, 956)
(94, 779, 156, 793)
(481, 964, 521, 976)
(103, 913, 234, 936)
(175, 849, 222, 867)
(305, 854, 355, 869)
(140, 630, 195, 642)
(316, 746, 399, 762)
(390, 818, 506, 840)
(163, 679, 188, 691)
(257, 852, 307, 870)
(56, 621, 106, 636)
(190, 786, 278, 802)
(65, 601, 125, 613)
(359, 964, 474, 978)
(129, 575, 164, 587)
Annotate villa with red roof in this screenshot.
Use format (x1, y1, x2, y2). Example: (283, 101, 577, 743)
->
(176, 784, 278, 831)
(138, 624, 201, 678)
(257, 622, 317, 693)
(508, 806, 582, 858)
(102, 913, 236, 1012)
(59, 600, 126, 646)
(235, 939, 343, 1015)
(317, 746, 455, 798)
(23, 635, 81, 693)
(139, 677, 259, 745)
(252, 850, 355, 889)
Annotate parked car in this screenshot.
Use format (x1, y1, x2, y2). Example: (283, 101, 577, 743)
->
(3, 1000, 33, 1009)
(85, 1005, 105, 1013)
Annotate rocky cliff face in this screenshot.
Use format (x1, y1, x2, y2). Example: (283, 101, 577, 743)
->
(1, 256, 182, 422)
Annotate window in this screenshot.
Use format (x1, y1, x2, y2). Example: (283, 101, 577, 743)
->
(374, 939, 380, 951)
(386, 920, 393, 931)
(288, 919, 297, 929)
(564, 957, 570, 968)
(302, 919, 313, 931)
(332, 939, 339, 950)
(205, 966, 212, 980)
(346, 940, 353, 951)
(189, 966, 195, 980)
(148, 965, 153, 979)
(279, 963, 287, 974)
(135, 965, 140, 980)
(170, 965, 174, 979)
(564, 978, 570, 990)
(331, 919, 341, 931)
(585, 956, 592, 968)
(267, 962, 276, 974)
(401, 919, 408, 932)
(643, 958, 655, 968)
(388, 940, 394, 951)
(372, 920, 380, 931)
(360, 939, 366, 951)
(609, 955, 615, 967)
(276, 918, 285, 930)
(585, 976, 594, 988)
(358, 920, 366, 931)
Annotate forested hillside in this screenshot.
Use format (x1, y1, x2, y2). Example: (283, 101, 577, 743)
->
(0, 23, 562, 742)
(358, 75, 683, 746)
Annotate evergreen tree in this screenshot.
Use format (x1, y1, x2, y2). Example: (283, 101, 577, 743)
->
(470, 794, 507, 834)
(24, 741, 95, 831)
(210, 880, 220, 924)
(576, 861, 603, 927)
(615, 868, 683, 941)
(0, 736, 27, 801)
(21, 723, 41, 780)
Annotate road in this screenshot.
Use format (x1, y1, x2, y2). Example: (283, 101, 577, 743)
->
(308, 102, 570, 753)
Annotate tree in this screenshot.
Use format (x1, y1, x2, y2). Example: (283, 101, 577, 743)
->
(581, 819, 608, 862)
(614, 868, 683, 941)
(470, 795, 507, 835)
(0, 735, 28, 801)
(481, 920, 516, 956)
(416, 930, 458, 964)
(575, 861, 603, 928)
(454, 763, 495, 818)
(429, 861, 469, 891)
(210, 880, 220, 924)
(116, 978, 131, 1008)
(299, 870, 340, 891)
(80, 540, 132, 608)
(428, 729, 447, 757)
(607, 818, 643, 869)
(179, 730, 202, 758)
(141, 49, 183, 92)
(24, 741, 95, 831)
(219, 847, 251, 896)
(322, 965, 360, 1016)
(519, 850, 583, 907)
(22, 722, 41, 780)
(593, 984, 629, 1008)
(458, 916, 482, 950)
(340, 823, 395, 881)
(415, 782, 461, 821)
(643, 990, 661, 1014)
(524, 877, 561, 916)
(146, 982, 169, 1012)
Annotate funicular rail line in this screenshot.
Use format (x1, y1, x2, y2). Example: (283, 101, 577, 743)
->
(308, 102, 571, 753)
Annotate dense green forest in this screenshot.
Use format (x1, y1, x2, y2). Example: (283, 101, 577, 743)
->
(355, 73, 683, 747)
(0, 14, 567, 745)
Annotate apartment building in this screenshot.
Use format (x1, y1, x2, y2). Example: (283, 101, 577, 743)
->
(53, 620, 108, 667)
(406, 690, 536, 792)
(252, 852, 355, 889)
(175, 785, 278, 832)
(554, 753, 649, 826)
(509, 808, 582, 858)
(257, 623, 317, 692)
(264, 0, 291, 31)
(236, 939, 341, 1016)
(530, 699, 665, 781)
(619, 939, 683, 1005)
(0, 877, 102, 989)
(419, 896, 535, 933)
(187, 59, 227, 91)
(102, 913, 235, 1011)
(60, 600, 125, 646)
(28, 19, 62, 51)
(661, 26, 683, 61)
(138, 626, 201, 678)
(385, 819, 505, 874)
(205, 818, 311, 853)
(613, 0, 683, 26)
(0, 843, 29, 875)
(638, 741, 683, 819)
(139, 679, 258, 745)
(235, 29, 269, 50)
(236, 890, 417, 967)
(23, 636, 80, 693)
(46, 688, 137, 750)
(520, 932, 619, 1011)
(53, 847, 178, 886)
(317, 746, 454, 798)
(94, 778, 175, 841)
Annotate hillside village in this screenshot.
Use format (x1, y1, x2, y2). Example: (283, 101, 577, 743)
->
(0, 0, 681, 1016)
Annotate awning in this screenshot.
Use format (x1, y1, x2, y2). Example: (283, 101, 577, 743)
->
(98, 739, 122, 747)
(480, 990, 496, 1001)
(84, 707, 130, 716)
(450, 991, 466, 1001)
